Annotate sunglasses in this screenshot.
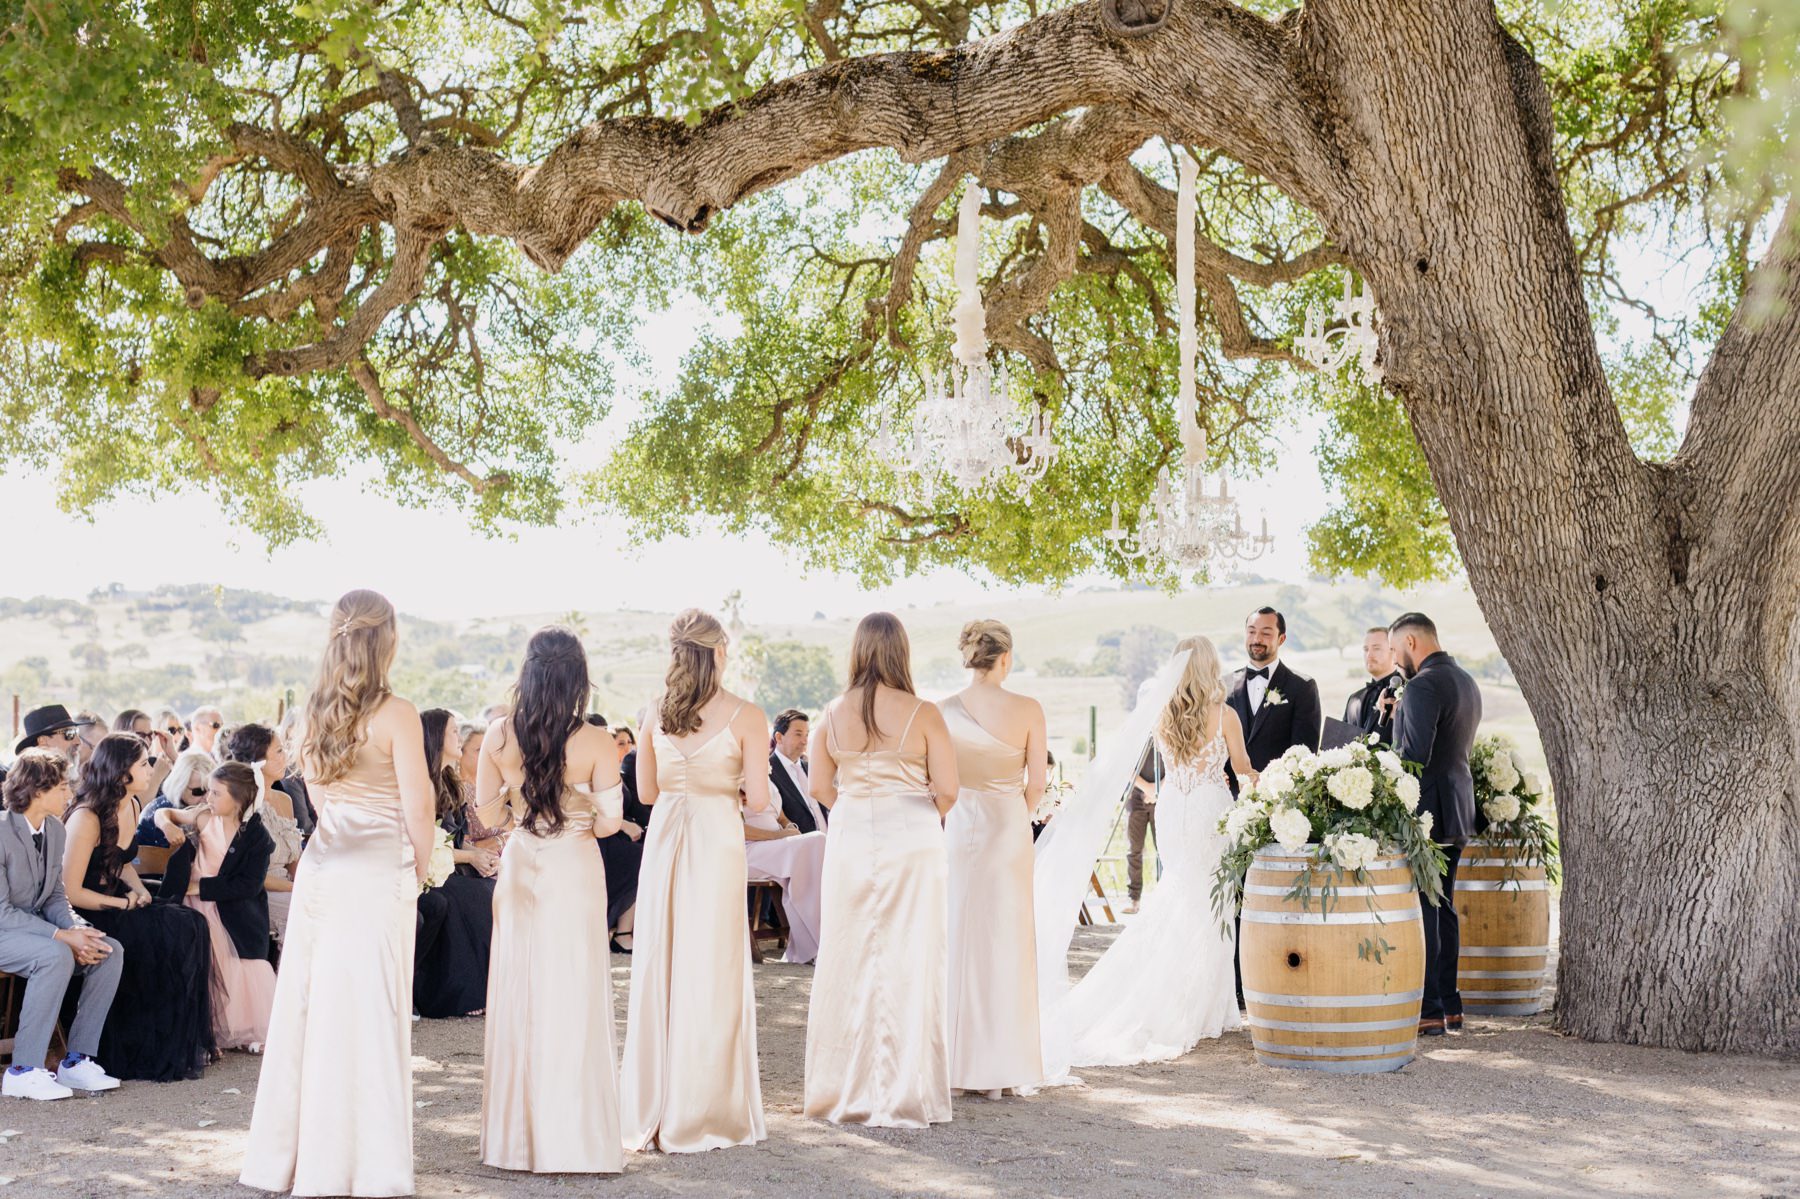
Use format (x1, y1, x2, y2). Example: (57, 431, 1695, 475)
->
(202, 721, 222, 730)
(59, 729, 79, 742)
(165, 726, 183, 737)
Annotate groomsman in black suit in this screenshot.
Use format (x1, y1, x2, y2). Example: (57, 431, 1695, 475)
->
(1344, 626, 1405, 746)
(1389, 612, 1482, 1037)
(769, 709, 827, 834)
(1226, 607, 1323, 789)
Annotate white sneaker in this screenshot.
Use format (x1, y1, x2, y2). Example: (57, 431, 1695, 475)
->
(3, 1068, 73, 1101)
(56, 1058, 120, 1092)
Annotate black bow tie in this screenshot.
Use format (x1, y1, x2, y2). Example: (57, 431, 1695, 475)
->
(32, 829, 44, 854)
(1247, 667, 1270, 680)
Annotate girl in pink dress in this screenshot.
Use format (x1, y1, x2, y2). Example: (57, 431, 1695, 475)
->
(167, 762, 279, 1050)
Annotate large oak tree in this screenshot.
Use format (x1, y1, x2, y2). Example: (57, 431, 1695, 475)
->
(2, 0, 1794, 1054)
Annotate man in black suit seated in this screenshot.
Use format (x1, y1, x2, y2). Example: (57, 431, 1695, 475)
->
(1389, 611, 1483, 1037)
(1226, 607, 1323, 787)
(768, 709, 826, 834)
(1344, 626, 1406, 746)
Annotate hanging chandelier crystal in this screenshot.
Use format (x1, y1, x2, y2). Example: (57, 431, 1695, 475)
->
(1104, 150, 1274, 572)
(1296, 274, 1382, 383)
(876, 180, 1057, 501)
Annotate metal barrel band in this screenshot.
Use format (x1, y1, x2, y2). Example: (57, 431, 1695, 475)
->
(1453, 880, 1550, 892)
(1243, 883, 1417, 897)
(1243, 987, 1425, 1008)
(1250, 857, 1408, 873)
(1240, 907, 1422, 925)
(1247, 1014, 1421, 1033)
(1461, 989, 1544, 1000)
(1459, 945, 1549, 957)
(1255, 1052, 1413, 1074)
(1461, 858, 1542, 867)
(1457, 969, 1545, 980)
(1251, 1038, 1418, 1058)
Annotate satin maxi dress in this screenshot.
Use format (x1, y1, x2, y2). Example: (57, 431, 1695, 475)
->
(481, 782, 625, 1173)
(241, 739, 418, 1198)
(804, 702, 952, 1127)
(619, 711, 767, 1153)
(940, 696, 1044, 1093)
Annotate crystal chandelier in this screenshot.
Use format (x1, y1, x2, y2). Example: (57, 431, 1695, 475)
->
(876, 181, 1057, 500)
(1296, 274, 1382, 383)
(1105, 150, 1274, 571)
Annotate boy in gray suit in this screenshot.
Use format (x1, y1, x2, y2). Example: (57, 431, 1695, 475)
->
(0, 749, 123, 1100)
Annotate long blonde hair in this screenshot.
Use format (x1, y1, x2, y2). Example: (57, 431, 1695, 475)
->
(658, 609, 726, 737)
(302, 590, 398, 785)
(846, 612, 915, 739)
(1158, 634, 1226, 766)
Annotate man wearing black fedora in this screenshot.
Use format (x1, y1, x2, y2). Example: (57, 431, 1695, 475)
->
(2, 706, 97, 790)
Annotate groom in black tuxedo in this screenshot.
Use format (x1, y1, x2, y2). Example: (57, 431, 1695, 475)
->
(1389, 611, 1482, 1037)
(1226, 607, 1323, 789)
(1226, 607, 1321, 1006)
(768, 709, 826, 834)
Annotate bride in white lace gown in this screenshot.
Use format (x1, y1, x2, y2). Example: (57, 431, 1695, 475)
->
(1044, 635, 1256, 1069)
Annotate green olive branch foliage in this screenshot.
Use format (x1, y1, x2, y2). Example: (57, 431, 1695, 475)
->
(0, 0, 1782, 581)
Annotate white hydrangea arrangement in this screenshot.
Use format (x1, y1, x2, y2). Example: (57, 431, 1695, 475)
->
(1209, 734, 1447, 918)
(1212, 736, 1448, 923)
(1470, 732, 1560, 881)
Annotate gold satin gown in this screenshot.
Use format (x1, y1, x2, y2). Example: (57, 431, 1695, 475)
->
(241, 739, 418, 1198)
(619, 712, 767, 1153)
(804, 703, 952, 1127)
(481, 783, 625, 1173)
(941, 696, 1044, 1093)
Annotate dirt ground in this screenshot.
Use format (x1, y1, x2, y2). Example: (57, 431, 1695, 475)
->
(3, 925, 1796, 1199)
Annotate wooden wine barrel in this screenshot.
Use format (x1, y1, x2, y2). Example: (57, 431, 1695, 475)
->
(1240, 845, 1425, 1073)
(1454, 837, 1551, 1015)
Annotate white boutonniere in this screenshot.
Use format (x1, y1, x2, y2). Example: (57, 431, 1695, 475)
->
(1393, 680, 1407, 702)
(1264, 687, 1288, 707)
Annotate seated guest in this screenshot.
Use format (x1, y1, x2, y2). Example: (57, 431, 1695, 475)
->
(768, 709, 825, 833)
(0, 750, 123, 1100)
(187, 706, 226, 761)
(741, 788, 826, 965)
(14, 705, 92, 765)
(462, 717, 513, 854)
(413, 709, 496, 1019)
(159, 763, 276, 1052)
(156, 710, 188, 754)
(220, 724, 303, 940)
(273, 711, 316, 838)
(112, 710, 175, 799)
(72, 710, 107, 772)
(62, 734, 215, 1081)
(596, 726, 649, 955)
(137, 749, 217, 849)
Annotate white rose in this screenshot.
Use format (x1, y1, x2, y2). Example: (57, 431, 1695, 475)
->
(1269, 806, 1313, 850)
(1327, 831, 1381, 872)
(1521, 770, 1544, 797)
(1483, 795, 1522, 823)
(1396, 772, 1421, 807)
(1280, 743, 1312, 764)
(1488, 757, 1521, 796)
(1224, 804, 1258, 842)
(1326, 765, 1375, 810)
(1377, 749, 1406, 779)
(1416, 810, 1434, 840)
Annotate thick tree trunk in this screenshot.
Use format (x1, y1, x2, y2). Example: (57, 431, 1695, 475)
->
(1547, 690, 1800, 1054)
(1301, 1, 1800, 1055)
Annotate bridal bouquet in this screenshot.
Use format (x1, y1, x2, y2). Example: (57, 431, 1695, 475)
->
(1033, 777, 1074, 824)
(421, 825, 457, 892)
(1471, 733, 1560, 882)
(1211, 737, 1447, 925)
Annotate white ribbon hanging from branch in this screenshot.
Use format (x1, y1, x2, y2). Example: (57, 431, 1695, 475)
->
(1176, 151, 1205, 466)
(950, 180, 988, 367)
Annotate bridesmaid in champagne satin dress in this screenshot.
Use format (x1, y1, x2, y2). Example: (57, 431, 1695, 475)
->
(243, 591, 437, 1198)
(941, 703, 1045, 1095)
(621, 610, 770, 1154)
(804, 612, 961, 1127)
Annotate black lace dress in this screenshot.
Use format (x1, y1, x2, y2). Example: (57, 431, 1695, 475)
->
(80, 832, 216, 1081)
(413, 804, 496, 1018)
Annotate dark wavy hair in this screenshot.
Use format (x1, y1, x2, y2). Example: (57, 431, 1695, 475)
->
(223, 723, 277, 765)
(507, 627, 590, 835)
(68, 734, 148, 889)
(419, 708, 464, 823)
